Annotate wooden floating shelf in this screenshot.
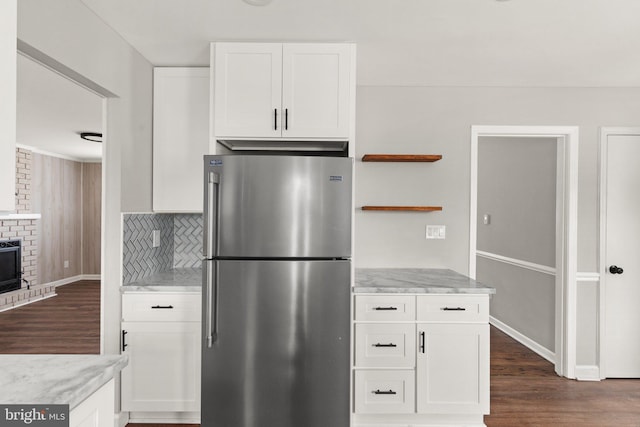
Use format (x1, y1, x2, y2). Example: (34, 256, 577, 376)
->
(362, 154, 443, 162)
(361, 206, 443, 212)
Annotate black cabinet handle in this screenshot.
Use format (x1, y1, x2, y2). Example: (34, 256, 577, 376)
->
(442, 307, 466, 311)
(372, 389, 397, 395)
(285, 108, 288, 130)
(374, 306, 398, 311)
(151, 305, 174, 309)
(274, 108, 278, 130)
(373, 343, 397, 348)
(122, 330, 128, 352)
(419, 331, 425, 354)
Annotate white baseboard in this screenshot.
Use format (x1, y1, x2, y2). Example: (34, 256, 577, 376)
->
(115, 412, 129, 427)
(490, 316, 556, 364)
(575, 365, 601, 381)
(44, 275, 101, 288)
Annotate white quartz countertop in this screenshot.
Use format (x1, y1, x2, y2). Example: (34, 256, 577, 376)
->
(355, 268, 496, 294)
(122, 267, 202, 293)
(0, 355, 127, 409)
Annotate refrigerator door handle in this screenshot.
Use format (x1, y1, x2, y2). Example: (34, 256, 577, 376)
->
(205, 172, 220, 258)
(205, 261, 218, 348)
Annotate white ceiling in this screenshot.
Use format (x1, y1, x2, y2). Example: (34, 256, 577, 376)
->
(17, 0, 640, 161)
(16, 54, 103, 162)
(78, 0, 640, 87)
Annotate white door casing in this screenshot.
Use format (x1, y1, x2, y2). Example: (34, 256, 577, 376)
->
(599, 128, 640, 378)
(470, 125, 579, 379)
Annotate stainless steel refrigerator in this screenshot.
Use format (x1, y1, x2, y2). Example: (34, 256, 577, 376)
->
(201, 155, 352, 427)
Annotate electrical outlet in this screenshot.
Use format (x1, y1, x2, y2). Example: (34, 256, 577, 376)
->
(426, 225, 446, 240)
(152, 230, 161, 248)
(64, 260, 69, 269)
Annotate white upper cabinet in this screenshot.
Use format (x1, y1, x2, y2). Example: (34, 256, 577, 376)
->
(281, 43, 351, 139)
(212, 42, 352, 141)
(213, 43, 282, 139)
(153, 67, 210, 212)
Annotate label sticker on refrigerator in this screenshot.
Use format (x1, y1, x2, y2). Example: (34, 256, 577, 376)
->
(329, 175, 343, 182)
(209, 159, 223, 166)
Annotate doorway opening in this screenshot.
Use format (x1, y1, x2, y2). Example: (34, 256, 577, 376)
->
(470, 126, 579, 379)
(14, 42, 112, 354)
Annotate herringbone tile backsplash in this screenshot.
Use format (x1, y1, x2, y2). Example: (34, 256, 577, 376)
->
(122, 213, 202, 284)
(174, 214, 203, 268)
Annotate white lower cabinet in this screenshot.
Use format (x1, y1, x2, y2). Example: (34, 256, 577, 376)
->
(70, 379, 115, 427)
(121, 293, 201, 415)
(416, 323, 489, 414)
(353, 294, 490, 426)
(354, 370, 415, 414)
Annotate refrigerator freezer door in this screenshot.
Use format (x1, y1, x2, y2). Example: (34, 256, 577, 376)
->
(201, 260, 351, 427)
(204, 155, 352, 258)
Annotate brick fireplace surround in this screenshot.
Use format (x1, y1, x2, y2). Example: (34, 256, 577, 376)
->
(0, 148, 55, 311)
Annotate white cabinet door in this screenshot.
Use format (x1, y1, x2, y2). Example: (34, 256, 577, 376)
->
(416, 323, 489, 414)
(70, 379, 115, 427)
(153, 67, 209, 212)
(213, 43, 282, 139)
(213, 42, 351, 141)
(121, 321, 201, 412)
(281, 43, 350, 139)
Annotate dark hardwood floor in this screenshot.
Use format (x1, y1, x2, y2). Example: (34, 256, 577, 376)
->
(2, 283, 639, 425)
(487, 327, 640, 426)
(0, 280, 100, 354)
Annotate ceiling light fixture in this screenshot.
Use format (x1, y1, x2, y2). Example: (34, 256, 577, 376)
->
(80, 132, 103, 143)
(242, 0, 274, 6)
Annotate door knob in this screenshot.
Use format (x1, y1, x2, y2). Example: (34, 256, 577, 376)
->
(609, 265, 624, 274)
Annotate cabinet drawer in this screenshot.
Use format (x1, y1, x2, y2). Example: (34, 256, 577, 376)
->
(416, 295, 489, 323)
(355, 324, 415, 368)
(354, 370, 415, 414)
(355, 295, 415, 321)
(122, 293, 201, 321)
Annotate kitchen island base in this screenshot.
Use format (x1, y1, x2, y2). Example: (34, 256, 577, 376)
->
(353, 269, 495, 427)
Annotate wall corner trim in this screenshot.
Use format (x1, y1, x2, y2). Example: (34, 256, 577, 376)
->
(574, 365, 601, 381)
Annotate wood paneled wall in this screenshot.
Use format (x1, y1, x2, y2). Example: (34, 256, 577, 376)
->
(82, 163, 101, 275)
(32, 154, 101, 284)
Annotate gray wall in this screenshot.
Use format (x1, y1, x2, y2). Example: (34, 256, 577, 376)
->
(354, 85, 640, 365)
(475, 136, 557, 352)
(354, 86, 640, 273)
(477, 258, 556, 351)
(476, 137, 557, 267)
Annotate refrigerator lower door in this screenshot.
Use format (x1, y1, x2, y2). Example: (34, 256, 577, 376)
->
(201, 260, 351, 427)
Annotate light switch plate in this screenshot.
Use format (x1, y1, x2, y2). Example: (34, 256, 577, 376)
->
(152, 230, 161, 248)
(426, 225, 446, 239)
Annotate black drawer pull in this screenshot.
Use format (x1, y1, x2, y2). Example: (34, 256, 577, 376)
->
(151, 305, 174, 309)
(441, 307, 466, 311)
(373, 389, 397, 395)
(373, 343, 397, 348)
(374, 306, 398, 311)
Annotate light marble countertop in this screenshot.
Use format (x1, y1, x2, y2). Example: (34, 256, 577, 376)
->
(0, 355, 127, 409)
(122, 267, 202, 293)
(354, 268, 496, 294)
